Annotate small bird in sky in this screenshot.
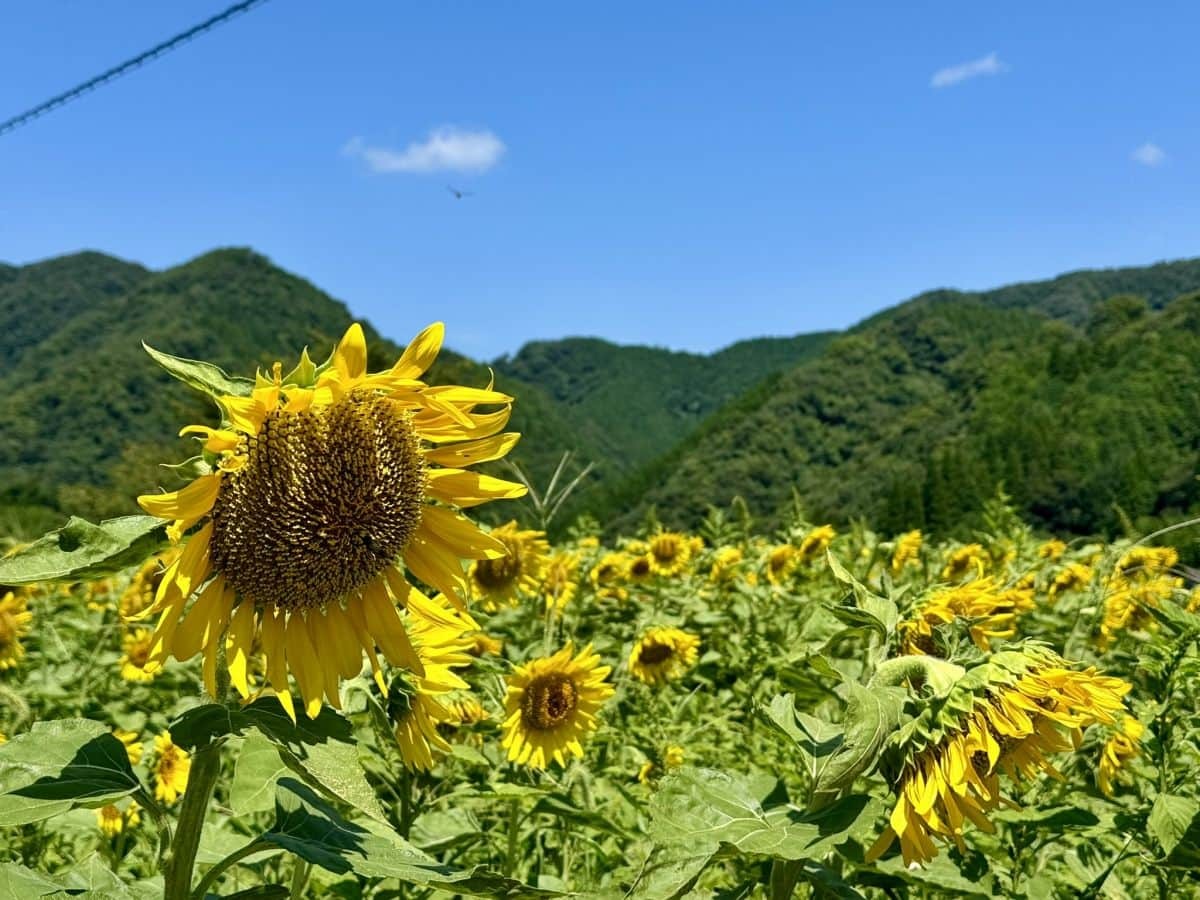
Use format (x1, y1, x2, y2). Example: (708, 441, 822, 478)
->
(446, 185, 474, 200)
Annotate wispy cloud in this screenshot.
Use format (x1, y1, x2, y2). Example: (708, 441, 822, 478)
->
(1131, 142, 1166, 167)
(342, 127, 506, 174)
(930, 52, 1007, 89)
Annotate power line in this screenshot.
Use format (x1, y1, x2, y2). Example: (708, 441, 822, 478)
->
(0, 0, 271, 138)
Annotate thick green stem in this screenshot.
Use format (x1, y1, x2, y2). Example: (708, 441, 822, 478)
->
(162, 741, 223, 900)
(503, 798, 521, 877)
(868, 655, 965, 695)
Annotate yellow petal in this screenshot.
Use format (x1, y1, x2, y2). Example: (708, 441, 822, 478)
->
(424, 432, 520, 468)
(138, 473, 221, 522)
(226, 600, 257, 699)
(425, 469, 528, 508)
(261, 607, 296, 722)
(179, 425, 240, 453)
(306, 612, 342, 708)
(361, 580, 425, 676)
(172, 575, 231, 661)
(403, 537, 470, 610)
(285, 613, 325, 719)
(334, 323, 368, 382)
(417, 508, 507, 559)
(393, 322, 444, 379)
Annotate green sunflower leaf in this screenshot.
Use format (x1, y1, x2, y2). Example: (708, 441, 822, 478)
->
(1148, 793, 1200, 856)
(813, 682, 905, 798)
(0, 514, 166, 585)
(0, 719, 141, 825)
(142, 342, 255, 400)
(0, 861, 64, 899)
(262, 778, 559, 897)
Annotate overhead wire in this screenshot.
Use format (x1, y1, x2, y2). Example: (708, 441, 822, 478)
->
(0, 0, 271, 138)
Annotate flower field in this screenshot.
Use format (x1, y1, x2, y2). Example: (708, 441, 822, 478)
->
(1, 324, 1199, 899)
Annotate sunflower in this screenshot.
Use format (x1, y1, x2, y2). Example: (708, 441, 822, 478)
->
(1097, 715, 1144, 797)
(646, 532, 692, 577)
(0, 591, 33, 670)
(940, 543, 988, 582)
(868, 647, 1130, 866)
(134, 323, 525, 720)
(1037, 539, 1067, 561)
(1047, 562, 1092, 601)
(898, 578, 1035, 655)
(589, 552, 630, 601)
(797, 525, 836, 563)
(386, 594, 476, 771)
(119, 628, 157, 682)
(468, 521, 549, 612)
(501, 642, 613, 770)
(469, 633, 504, 657)
(764, 545, 796, 586)
(96, 802, 140, 838)
(629, 627, 701, 685)
(1098, 551, 1182, 649)
(542, 552, 580, 613)
(637, 744, 686, 784)
(890, 530, 923, 575)
(708, 546, 744, 583)
(114, 729, 144, 766)
(153, 732, 190, 805)
(627, 554, 655, 585)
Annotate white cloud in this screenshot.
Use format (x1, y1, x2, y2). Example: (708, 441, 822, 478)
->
(930, 52, 1007, 88)
(1131, 142, 1166, 167)
(342, 127, 505, 174)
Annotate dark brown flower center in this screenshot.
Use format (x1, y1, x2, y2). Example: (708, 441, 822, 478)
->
(630, 557, 652, 578)
(651, 537, 680, 563)
(473, 550, 520, 590)
(210, 391, 426, 611)
(638, 642, 674, 665)
(521, 673, 579, 730)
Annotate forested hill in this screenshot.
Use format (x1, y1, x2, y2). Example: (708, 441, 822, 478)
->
(2, 247, 1199, 543)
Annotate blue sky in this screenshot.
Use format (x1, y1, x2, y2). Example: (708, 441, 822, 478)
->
(1, 1, 1196, 360)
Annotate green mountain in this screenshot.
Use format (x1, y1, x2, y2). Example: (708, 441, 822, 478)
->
(595, 260, 1200, 544)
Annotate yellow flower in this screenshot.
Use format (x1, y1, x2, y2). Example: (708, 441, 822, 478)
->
(501, 643, 613, 769)
(1098, 555, 1182, 649)
(709, 546, 744, 583)
(542, 552, 580, 613)
(941, 544, 987, 581)
(445, 696, 490, 726)
(629, 627, 701, 685)
(153, 732, 190, 805)
(469, 633, 504, 657)
(891, 530, 923, 575)
(134, 323, 525, 720)
(577, 536, 600, 550)
(388, 595, 476, 771)
(119, 628, 158, 683)
(1098, 715, 1144, 797)
(637, 760, 655, 784)
(1117, 545, 1178, 578)
(589, 552, 630, 601)
(647, 533, 693, 577)
(114, 729, 144, 766)
(96, 802, 140, 837)
(1037, 539, 1067, 561)
(797, 525, 836, 563)
(0, 591, 33, 670)
(664, 744, 685, 768)
(469, 521, 549, 612)
(1048, 563, 1092, 601)
(899, 578, 1035, 654)
(764, 545, 796, 586)
(868, 650, 1130, 866)
(85, 578, 115, 612)
(627, 555, 655, 585)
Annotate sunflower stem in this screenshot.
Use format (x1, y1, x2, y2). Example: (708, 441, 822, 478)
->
(868, 655, 965, 696)
(162, 740, 223, 900)
(503, 797, 521, 877)
(189, 839, 275, 900)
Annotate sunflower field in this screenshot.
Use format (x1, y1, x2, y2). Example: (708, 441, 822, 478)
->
(1, 324, 1199, 899)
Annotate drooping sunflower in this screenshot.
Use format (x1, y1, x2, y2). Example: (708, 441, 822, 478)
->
(153, 732, 190, 805)
(898, 578, 1035, 655)
(386, 593, 477, 771)
(542, 551, 580, 613)
(796, 525, 836, 564)
(135, 323, 525, 720)
(501, 642, 614, 770)
(940, 543, 988, 582)
(1097, 714, 1144, 797)
(1098, 547, 1182, 649)
(628, 627, 701, 685)
(589, 552, 630, 601)
(708, 546, 744, 583)
(96, 802, 140, 838)
(890, 530, 923, 575)
(764, 545, 797, 586)
(119, 628, 157, 683)
(1047, 562, 1092, 601)
(1037, 539, 1067, 561)
(646, 532, 692, 577)
(468, 521, 549, 612)
(0, 591, 33, 670)
(867, 646, 1130, 866)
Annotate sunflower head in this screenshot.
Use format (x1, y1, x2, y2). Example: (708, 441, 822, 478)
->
(119, 628, 157, 682)
(96, 802, 140, 838)
(764, 545, 796, 585)
(589, 552, 630, 601)
(114, 729, 144, 766)
(941, 543, 988, 582)
(501, 643, 614, 770)
(1037, 539, 1067, 561)
(542, 552, 580, 613)
(890, 530, 923, 575)
(708, 546, 744, 583)
(797, 525, 836, 563)
(468, 521, 549, 611)
(0, 591, 32, 671)
(134, 323, 525, 720)
(647, 532, 692, 577)
(1098, 715, 1144, 797)
(898, 578, 1035, 655)
(153, 732, 191, 805)
(629, 627, 701, 685)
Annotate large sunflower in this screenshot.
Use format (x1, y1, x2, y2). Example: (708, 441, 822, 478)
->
(501, 642, 613, 769)
(628, 627, 700, 685)
(646, 532, 692, 577)
(467, 520, 549, 611)
(135, 323, 525, 720)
